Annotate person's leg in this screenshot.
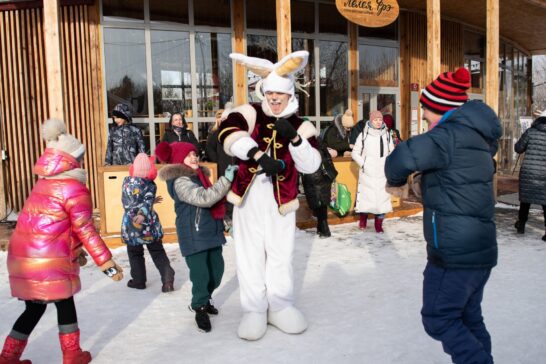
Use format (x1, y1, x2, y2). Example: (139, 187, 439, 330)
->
(516, 202, 531, 233)
(146, 240, 175, 291)
(55, 297, 91, 364)
(462, 270, 493, 362)
(421, 263, 493, 364)
(204, 247, 224, 315)
(126, 244, 146, 289)
(374, 213, 385, 233)
(542, 205, 546, 241)
(359, 213, 368, 230)
(1, 301, 46, 362)
(185, 251, 212, 332)
(316, 206, 331, 237)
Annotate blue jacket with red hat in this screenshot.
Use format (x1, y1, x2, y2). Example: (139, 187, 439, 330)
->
(385, 100, 502, 269)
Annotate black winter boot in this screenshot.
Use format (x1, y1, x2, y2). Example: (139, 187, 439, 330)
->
(205, 300, 219, 315)
(515, 221, 525, 234)
(316, 207, 331, 238)
(194, 306, 211, 332)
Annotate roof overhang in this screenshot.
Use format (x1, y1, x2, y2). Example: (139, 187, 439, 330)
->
(399, 0, 546, 55)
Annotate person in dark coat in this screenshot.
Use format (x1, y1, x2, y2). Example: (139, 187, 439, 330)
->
(105, 103, 146, 165)
(301, 139, 338, 238)
(121, 153, 175, 293)
(385, 67, 501, 364)
(514, 110, 546, 241)
(161, 112, 200, 150)
(206, 108, 235, 223)
(323, 110, 354, 157)
(156, 141, 237, 333)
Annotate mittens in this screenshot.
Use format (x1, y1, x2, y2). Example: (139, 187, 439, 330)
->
(100, 260, 124, 281)
(274, 118, 298, 140)
(77, 250, 88, 267)
(247, 147, 285, 177)
(224, 165, 239, 182)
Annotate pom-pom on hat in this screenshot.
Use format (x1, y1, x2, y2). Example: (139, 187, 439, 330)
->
(420, 67, 471, 115)
(41, 119, 85, 159)
(341, 109, 355, 128)
(155, 141, 197, 164)
(112, 103, 133, 122)
(130, 153, 157, 180)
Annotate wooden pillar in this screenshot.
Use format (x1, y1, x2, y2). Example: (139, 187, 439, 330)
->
(232, 0, 246, 105)
(348, 22, 359, 121)
(276, 0, 291, 58)
(43, 0, 64, 119)
(0, 156, 5, 219)
(485, 0, 499, 113)
(426, 0, 441, 83)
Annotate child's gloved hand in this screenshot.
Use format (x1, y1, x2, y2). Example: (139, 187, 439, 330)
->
(100, 260, 124, 281)
(77, 250, 88, 267)
(224, 165, 239, 182)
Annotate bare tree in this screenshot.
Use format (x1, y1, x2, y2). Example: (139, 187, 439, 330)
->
(533, 55, 546, 114)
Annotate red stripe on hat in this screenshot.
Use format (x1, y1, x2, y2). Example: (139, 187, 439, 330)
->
(427, 83, 469, 102)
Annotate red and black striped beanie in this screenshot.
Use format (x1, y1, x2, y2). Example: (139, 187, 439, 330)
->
(420, 67, 471, 115)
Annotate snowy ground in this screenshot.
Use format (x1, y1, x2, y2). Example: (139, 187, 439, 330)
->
(1, 206, 545, 364)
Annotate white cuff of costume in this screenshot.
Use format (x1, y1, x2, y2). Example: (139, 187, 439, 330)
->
(230, 136, 259, 161)
(289, 138, 321, 174)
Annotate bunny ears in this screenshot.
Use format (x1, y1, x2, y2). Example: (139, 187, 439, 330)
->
(229, 51, 309, 79)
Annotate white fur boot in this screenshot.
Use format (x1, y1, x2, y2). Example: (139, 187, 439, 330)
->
(267, 306, 308, 334)
(238, 312, 267, 341)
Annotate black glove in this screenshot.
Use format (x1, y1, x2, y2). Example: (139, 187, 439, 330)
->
(274, 118, 298, 140)
(247, 147, 286, 176)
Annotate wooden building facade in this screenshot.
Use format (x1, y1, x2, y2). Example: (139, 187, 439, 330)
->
(0, 0, 545, 222)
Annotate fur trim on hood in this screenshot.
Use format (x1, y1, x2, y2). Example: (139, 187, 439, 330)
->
(158, 164, 211, 182)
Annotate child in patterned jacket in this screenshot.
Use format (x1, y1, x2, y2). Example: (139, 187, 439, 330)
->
(122, 153, 175, 292)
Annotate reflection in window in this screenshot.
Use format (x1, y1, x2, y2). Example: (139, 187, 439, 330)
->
(320, 40, 348, 116)
(104, 28, 148, 117)
(246, 0, 276, 30)
(151, 31, 191, 117)
(292, 38, 315, 117)
(195, 33, 233, 118)
(292, 0, 315, 33)
(319, 3, 346, 35)
(359, 45, 398, 86)
(194, 0, 231, 27)
(464, 31, 485, 91)
(103, 0, 144, 21)
(247, 35, 277, 103)
(150, 0, 188, 24)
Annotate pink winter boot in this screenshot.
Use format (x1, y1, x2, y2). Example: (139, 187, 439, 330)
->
(0, 336, 31, 364)
(359, 213, 368, 230)
(374, 216, 384, 233)
(59, 331, 91, 364)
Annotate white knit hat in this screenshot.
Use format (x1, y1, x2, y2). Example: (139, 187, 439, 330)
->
(41, 119, 85, 159)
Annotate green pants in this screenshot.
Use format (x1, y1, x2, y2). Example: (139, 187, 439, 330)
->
(185, 247, 224, 309)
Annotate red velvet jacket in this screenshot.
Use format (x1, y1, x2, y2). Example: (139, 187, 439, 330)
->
(218, 103, 318, 214)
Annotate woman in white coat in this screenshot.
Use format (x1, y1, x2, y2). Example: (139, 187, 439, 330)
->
(351, 111, 394, 233)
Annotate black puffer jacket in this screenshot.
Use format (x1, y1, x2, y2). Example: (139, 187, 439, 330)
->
(302, 142, 337, 210)
(105, 124, 146, 165)
(162, 128, 200, 149)
(386, 101, 502, 269)
(515, 116, 546, 205)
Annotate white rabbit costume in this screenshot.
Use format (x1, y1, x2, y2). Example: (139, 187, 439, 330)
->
(218, 51, 321, 340)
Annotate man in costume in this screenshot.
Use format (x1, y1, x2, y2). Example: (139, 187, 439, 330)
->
(218, 51, 321, 340)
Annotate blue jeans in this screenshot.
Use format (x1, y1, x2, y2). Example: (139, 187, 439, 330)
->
(421, 262, 493, 364)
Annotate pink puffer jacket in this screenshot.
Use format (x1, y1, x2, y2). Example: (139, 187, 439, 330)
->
(7, 149, 112, 301)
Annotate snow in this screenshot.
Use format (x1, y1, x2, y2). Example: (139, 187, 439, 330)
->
(1, 206, 545, 364)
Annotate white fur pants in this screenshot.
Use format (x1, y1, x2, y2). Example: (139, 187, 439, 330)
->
(233, 173, 296, 313)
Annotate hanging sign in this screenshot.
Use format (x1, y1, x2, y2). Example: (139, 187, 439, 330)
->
(336, 0, 399, 28)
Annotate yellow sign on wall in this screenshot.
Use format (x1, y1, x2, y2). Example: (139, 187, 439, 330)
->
(336, 0, 399, 28)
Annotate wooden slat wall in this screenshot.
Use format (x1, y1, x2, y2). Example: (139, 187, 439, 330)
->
(0, 3, 104, 212)
(399, 11, 463, 139)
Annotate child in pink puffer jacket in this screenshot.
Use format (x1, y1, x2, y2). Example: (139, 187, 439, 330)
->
(1, 119, 124, 364)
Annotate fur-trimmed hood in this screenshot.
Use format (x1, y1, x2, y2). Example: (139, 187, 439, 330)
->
(158, 164, 211, 182)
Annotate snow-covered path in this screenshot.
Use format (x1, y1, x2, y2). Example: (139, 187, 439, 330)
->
(1, 206, 545, 364)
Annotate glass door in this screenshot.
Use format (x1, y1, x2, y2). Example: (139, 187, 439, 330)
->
(358, 87, 400, 128)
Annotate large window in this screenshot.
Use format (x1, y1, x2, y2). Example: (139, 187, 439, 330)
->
(464, 30, 485, 92)
(319, 40, 348, 116)
(359, 44, 398, 86)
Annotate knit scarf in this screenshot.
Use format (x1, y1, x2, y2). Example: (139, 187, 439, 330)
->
(195, 167, 226, 220)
